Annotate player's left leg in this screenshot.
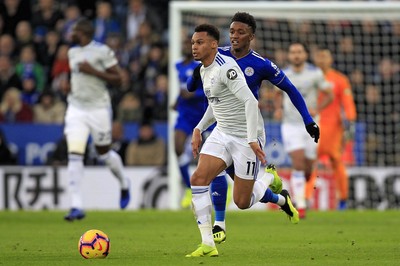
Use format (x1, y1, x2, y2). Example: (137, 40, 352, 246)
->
(330, 149, 348, 210)
(91, 108, 130, 209)
(210, 172, 228, 244)
(175, 130, 192, 208)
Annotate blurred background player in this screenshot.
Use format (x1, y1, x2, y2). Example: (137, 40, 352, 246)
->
(64, 18, 130, 221)
(175, 36, 230, 214)
(189, 12, 321, 242)
(173, 36, 208, 208)
(307, 47, 357, 210)
(275, 42, 333, 219)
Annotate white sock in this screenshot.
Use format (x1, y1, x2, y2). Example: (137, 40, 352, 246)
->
(261, 171, 274, 186)
(99, 150, 129, 189)
(249, 180, 264, 208)
(68, 154, 84, 209)
(276, 195, 286, 206)
(191, 186, 215, 247)
(290, 170, 306, 209)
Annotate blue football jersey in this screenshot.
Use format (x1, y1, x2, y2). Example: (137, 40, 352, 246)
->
(175, 59, 208, 134)
(218, 47, 285, 99)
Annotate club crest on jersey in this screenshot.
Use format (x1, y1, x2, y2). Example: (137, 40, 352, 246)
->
(226, 69, 238, 80)
(244, 67, 254, 77)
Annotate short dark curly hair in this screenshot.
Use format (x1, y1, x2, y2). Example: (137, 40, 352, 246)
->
(231, 12, 257, 34)
(194, 24, 220, 42)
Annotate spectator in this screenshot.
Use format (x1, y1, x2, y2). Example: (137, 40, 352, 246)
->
(33, 90, 66, 124)
(125, 120, 165, 166)
(15, 45, 46, 92)
(0, 34, 16, 60)
(349, 69, 366, 120)
(51, 44, 70, 80)
(335, 36, 360, 75)
(124, 0, 162, 42)
(0, 87, 33, 122)
(373, 58, 400, 165)
(149, 74, 168, 121)
(0, 0, 31, 36)
(14, 21, 35, 55)
(51, 72, 70, 103)
(0, 128, 17, 165)
(140, 43, 167, 100)
(37, 30, 61, 79)
(363, 84, 383, 165)
(117, 92, 142, 123)
(0, 55, 22, 101)
(109, 67, 131, 118)
(31, 0, 63, 32)
(93, 1, 120, 44)
(106, 33, 129, 67)
(60, 5, 81, 43)
(20, 74, 39, 105)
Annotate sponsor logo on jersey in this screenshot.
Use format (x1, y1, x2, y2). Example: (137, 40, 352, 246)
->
(209, 97, 221, 104)
(245, 67, 254, 77)
(226, 69, 238, 80)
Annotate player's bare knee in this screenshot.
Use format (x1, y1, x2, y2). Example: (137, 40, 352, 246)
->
(234, 197, 250, 210)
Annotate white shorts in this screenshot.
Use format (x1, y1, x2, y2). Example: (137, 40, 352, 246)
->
(200, 127, 265, 180)
(281, 123, 317, 159)
(64, 105, 112, 154)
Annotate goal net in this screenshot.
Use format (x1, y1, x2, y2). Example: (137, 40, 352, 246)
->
(168, 1, 400, 209)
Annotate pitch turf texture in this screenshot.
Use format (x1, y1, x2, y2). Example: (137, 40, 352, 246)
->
(1, 210, 399, 265)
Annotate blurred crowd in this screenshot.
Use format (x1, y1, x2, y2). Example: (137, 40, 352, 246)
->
(0, 0, 399, 166)
(0, 0, 169, 125)
(182, 10, 400, 166)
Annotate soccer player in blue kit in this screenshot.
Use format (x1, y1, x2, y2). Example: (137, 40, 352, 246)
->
(174, 37, 228, 210)
(187, 12, 320, 244)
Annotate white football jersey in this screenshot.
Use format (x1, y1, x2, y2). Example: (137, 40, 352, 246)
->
(68, 41, 118, 108)
(282, 63, 331, 123)
(197, 52, 264, 142)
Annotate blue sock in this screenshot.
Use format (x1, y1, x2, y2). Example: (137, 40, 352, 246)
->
(211, 175, 228, 222)
(260, 188, 279, 203)
(179, 164, 191, 188)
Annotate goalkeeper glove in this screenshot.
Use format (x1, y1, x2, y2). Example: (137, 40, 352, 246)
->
(344, 121, 356, 141)
(192, 63, 202, 80)
(306, 122, 320, 143)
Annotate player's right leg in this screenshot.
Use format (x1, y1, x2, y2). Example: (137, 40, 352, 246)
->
(174, 129, 192, 208)
(64, 105, 89, 221)
(90, 108, 130, 209)
(282, 123, 312, 219)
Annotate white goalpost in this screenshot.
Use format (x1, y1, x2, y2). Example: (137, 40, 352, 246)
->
(168, 1, 400, 209)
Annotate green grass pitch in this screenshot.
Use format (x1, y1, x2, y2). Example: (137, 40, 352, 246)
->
(1, 210, 399, 265)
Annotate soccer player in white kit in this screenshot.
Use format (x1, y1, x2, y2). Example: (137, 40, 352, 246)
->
(275, 42, 333, 219)
(186, 24, 299, 258)
(64, 18, 130, 221)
